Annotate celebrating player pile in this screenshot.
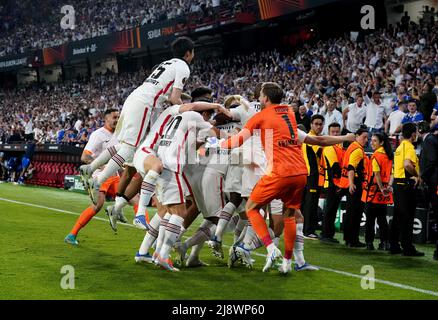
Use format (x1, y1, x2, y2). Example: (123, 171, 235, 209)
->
(69, 37, 355, 274)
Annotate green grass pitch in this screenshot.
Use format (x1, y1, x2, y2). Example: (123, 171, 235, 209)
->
(1, 183, 438, 300)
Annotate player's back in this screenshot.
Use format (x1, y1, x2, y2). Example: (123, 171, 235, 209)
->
(157, 111, 212, 173)
(131, 58, 190, 105)
(248, 105, 307, 177)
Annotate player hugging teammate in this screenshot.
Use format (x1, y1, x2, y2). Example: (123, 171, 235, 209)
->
(70, 37, 355, 274)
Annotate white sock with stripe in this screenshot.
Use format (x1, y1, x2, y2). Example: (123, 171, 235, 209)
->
(139, 214, 162, 255)
(137, 170, 160, 217)
(183, 220, 214, 251)
(159, 214, 184, 260)
(97, 143, 135, 186)
(234, 218, 247, 243)
(215, 202, 236, 242)
(114, 196, 128, 213)
(294, 222, 305, 267)
(155, 212, 171, 256)
(243, 223, 263, 251)
(90, 144, 120, 172)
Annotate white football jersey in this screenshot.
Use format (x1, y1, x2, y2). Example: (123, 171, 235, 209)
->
(230, 101, 259, 126)
(84, 127, 118, 159)
(142, 58, 190, 108)
(139, 105, 181, 152)
(199, 121, 241, 174)
(157, 111, 212, 173)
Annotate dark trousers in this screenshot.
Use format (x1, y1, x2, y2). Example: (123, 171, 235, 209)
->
(302, 184, 321, 235)
(365, 203, 389, 244)
(344, 187, 364, 244)
(390, 182, 416, 252)
(322, 185, 343, 239)
(425, 182, 438, 253)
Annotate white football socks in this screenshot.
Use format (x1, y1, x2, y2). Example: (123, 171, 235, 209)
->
(294, 222, 305, 267)
(214, 202, 236, 242)
(137, 170, 160, 217)
(139, 214, 162, 255)
(159, 215, 184, 260)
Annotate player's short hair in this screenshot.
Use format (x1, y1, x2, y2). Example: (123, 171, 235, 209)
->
(191, 87, 212, 102)
(310, 114, 324, 124)
(104, 109, 118, 116)
(181, 92, 192, 102)
(254, 83, 263, 100)
(261, 82, 283, 104)
(328, 122, 341, 129)
(402, 122, 417, 139)
(171, 37, 195, 59)
(224, 95, 242, 109)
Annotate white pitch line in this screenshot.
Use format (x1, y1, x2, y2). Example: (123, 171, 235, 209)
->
(1, 196, 438, 297)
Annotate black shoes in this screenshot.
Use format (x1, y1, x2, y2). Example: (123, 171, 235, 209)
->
(389, 247, 403, 254)
(349, 241, 366, 248)
(402, 250, 425, 257)
(366, 243, 375, 250)
(319, 237, 340, 244)
(378, 242, 391, 251)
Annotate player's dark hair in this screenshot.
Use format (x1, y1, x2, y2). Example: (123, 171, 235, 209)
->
(261, 82, 283, 104)
(310, 114, 324, 124)
(402, 122, 417, 139)
(254, 83, 263, 100)
(372, 133, 394, 160)
(104, 109, 118, 116)
(328, 122, 341, 129)
(171, 37, 195, 59)
(191, 87, 213, 102)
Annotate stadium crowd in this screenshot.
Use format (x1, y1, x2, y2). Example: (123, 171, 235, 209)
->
(0, 0, 251, 57)
(1, 20, 437, 147)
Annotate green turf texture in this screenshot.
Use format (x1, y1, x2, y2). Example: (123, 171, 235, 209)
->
(1, 183, 438, 300)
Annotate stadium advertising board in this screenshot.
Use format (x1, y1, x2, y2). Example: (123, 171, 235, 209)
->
(0, 52, 42, 72)
(43, 29, 141, 66)
(258, 0, 340, 20)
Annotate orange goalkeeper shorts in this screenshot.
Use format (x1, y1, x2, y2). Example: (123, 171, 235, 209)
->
(99, 176, 120, 199)
(250, 174, 307, 209)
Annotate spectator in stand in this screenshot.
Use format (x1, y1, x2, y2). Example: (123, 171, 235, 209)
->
(296, 105, 311, 132)
(343, 93, 366, 134)
(322, 98, 343, 135)
(364, 90, 386, 137)
(385, 100, 406, 136)
(401, 99, 424, 125)
(419, 82, 438, 121)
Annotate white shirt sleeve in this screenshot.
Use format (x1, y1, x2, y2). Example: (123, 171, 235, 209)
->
(168, 105, 182, 116)
(173, 61, 190, 90)
(84, 131, 101, 158)
(191, 112, 213, 131)
(230, 107, 242, 122)
(297, 129, 308, 144)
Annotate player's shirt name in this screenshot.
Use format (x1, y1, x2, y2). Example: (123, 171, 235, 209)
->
(278, 139, 298, 147)
(159, 140, 172, 147)
(145, 78, 159, 86)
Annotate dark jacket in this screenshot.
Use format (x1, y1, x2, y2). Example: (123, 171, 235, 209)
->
(420, 133, 438, 186)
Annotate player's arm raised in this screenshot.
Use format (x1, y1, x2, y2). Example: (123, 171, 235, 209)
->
(178, 102, 222, 113)
(302, 130, 355, 146)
